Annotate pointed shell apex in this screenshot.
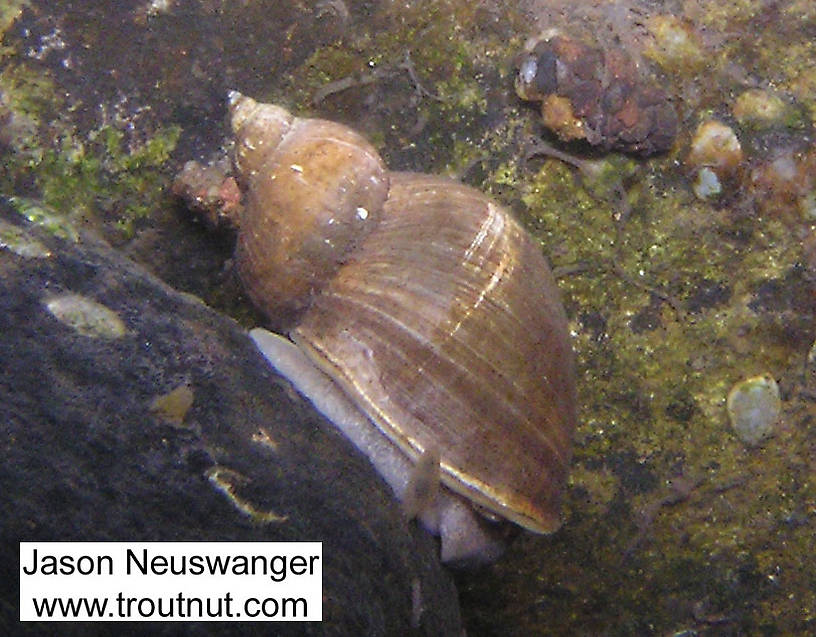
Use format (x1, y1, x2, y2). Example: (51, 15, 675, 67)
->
(227, 90, 254, 134)
(228, 91, 295, 180)
(227, 90, 292, 139)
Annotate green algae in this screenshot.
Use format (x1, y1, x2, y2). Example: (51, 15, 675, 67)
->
(0, 216, 50, 257)
(7, 195, 78, 241)
(280, 1, 522, 175)
(0, 0, 27, 43)
(16, 121, 180, 238)
(0, 59, 180, 240)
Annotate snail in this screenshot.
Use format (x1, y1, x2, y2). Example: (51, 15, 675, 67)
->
(227, 91, 576, 565)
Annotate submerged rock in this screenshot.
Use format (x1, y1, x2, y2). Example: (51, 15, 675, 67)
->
(516, 30, 678, 156)
(0, 206, 462, 636)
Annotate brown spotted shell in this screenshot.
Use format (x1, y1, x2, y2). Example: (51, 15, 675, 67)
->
(229, 93, 576, 534)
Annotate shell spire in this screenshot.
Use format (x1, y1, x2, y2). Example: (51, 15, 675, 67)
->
(229, 91, 390, 330)
(228, 91, 293, 182)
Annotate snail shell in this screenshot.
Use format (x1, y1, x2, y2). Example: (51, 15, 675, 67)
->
(229, 92, 576, 564)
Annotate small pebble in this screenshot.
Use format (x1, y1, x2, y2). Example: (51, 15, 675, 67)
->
(645, 15, 705, 73)
(693, 166, 722, 199)
(149, 382, 194, 425)
(732, 89, 794, 129)
(687, 120, 743, 200)
(726, 374, 781, 446)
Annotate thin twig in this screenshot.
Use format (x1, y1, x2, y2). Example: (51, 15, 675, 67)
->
(312, 51, 445, 105)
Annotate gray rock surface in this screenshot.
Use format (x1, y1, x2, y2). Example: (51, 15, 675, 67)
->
(0, 205, 462, 636)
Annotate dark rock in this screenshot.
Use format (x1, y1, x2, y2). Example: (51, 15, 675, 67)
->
(0, 206, 462, 636)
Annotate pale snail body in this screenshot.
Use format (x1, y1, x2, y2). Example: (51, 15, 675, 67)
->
(229, 92, 576, 564)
